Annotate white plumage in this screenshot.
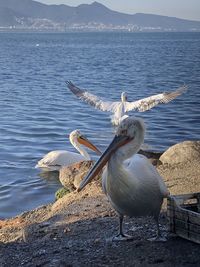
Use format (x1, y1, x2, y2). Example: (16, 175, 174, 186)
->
(78, 117, 169, 241)
(35, 130, 101, 172)
(66, 81, 187, 125)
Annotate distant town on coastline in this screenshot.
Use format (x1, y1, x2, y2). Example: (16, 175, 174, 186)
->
(0, 0, 200, 32)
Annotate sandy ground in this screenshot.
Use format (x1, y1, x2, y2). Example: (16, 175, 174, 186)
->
(0, 159, 200, 267)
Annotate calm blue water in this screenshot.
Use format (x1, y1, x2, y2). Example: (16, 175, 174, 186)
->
(0, 32, 199, 218)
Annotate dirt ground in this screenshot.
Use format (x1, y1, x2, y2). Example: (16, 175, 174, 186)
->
(0, 160, 200, 267)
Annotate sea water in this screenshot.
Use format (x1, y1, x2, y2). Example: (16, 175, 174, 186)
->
(0, 32, 199, 218)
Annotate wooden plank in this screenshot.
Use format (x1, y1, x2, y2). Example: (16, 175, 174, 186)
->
(167, 192, 200, 244)
(168, 207, 200, 225)
(169, 209, 200, 222)
(173, 218, 200, 234)
(175, 227, 200, 244)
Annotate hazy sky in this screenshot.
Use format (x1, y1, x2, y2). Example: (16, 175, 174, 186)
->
(37, 0, 200, 21)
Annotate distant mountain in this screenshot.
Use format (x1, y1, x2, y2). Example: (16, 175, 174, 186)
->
(0, 0, 200, 31)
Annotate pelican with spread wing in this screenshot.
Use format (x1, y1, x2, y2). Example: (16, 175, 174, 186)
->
(66, 81, 187, 125)
(35, 130, 101, 172)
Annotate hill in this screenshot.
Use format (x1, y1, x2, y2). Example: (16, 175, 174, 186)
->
(0, 0, 200, 32)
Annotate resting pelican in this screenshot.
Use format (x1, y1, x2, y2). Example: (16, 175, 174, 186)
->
(78, 117, 169, 241)
(35, 130, 101, 172)
(66, 81, 187, 125)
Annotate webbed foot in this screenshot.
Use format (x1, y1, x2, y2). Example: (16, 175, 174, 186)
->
(148, 235, 167, 242)
(112, 233, 134, 242)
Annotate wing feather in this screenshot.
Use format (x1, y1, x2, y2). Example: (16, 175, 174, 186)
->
(66, 81, 120, 112)
(125, 85, 188, 112)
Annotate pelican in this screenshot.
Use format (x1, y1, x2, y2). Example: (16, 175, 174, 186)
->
(35, 130, 101, 172)
(78, 117, 169, 241)
(66, 81, 187, 125)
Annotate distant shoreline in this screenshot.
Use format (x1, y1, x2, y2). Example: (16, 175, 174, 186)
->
(1, 29, 200, 33)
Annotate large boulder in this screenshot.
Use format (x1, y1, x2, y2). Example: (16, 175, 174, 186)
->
(59, 160, 102, 190)
(160, 141, 200, 165)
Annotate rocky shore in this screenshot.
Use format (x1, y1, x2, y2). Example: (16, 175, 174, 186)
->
(0, 141, 200, 267)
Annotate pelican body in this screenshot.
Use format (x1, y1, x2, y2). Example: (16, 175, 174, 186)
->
(35, 130, 101, 172)
(78, 117, 169, 241)
(66, 81, 187, 125)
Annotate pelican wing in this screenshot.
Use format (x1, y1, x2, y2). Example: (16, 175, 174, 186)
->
(124, 85, 188, 112)
(66, 81, 120, 112)
(36, 150, 85, 171)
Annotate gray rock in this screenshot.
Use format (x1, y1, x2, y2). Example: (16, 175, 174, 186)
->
(160, 141, 200, 165)
(59, 160, 100, 190)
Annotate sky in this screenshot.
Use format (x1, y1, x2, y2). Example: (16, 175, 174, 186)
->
(37, 0, 200, 21)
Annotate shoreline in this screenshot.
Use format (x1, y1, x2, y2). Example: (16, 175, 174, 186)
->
(0, 140, 200, 266)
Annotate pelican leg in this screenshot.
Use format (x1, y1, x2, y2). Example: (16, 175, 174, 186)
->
(148, 216, 167, 242)
(112, 215, 134, 241)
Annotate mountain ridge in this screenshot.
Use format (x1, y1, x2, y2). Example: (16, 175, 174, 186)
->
(0, 0, 200, 31)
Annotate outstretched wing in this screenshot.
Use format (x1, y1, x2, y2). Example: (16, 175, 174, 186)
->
(125, 85, 188, 112)
(66, 81, 120, 113)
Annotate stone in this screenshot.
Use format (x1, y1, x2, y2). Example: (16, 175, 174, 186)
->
(138, 149, 163, 159)
(138, 149, 164, 166)
(59, 160, 101, 190)
(159, 141, 200, 165)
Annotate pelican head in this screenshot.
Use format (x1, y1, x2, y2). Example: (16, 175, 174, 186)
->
(121, 92, 127, 102)
(69, 130, 101, 156)
(78, 117, 145, 192)
(115, 117, 145, 159)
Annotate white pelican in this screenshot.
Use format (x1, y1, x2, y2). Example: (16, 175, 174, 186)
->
(78, 117, 169, 241)
(35, 130, 101, 172)
(66, 81, 187, 125)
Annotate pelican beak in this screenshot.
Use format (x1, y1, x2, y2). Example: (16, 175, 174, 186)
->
(78, 135, 101, 155)
(77, 134, 132, 192)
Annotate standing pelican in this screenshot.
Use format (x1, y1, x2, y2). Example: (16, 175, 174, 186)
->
(78, 117, 169, 241)
(35, 130, 101, 172)
(66, 81, 187, 125)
